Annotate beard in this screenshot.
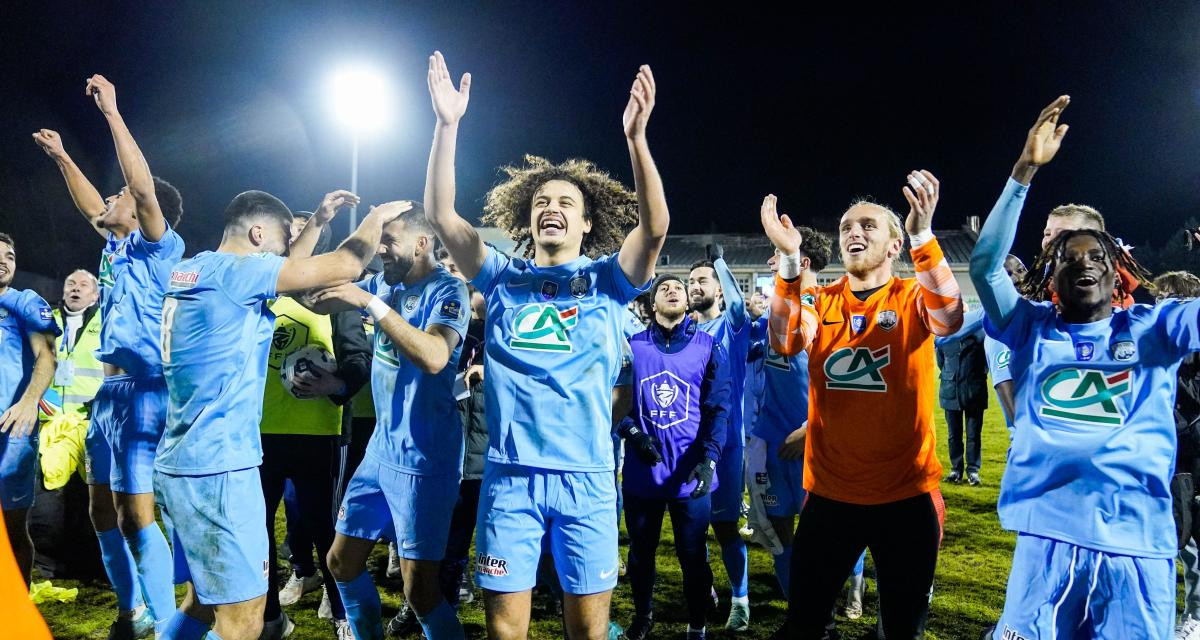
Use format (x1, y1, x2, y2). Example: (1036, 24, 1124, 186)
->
(842, 246, 890, 279)
(689, 294, 715, 314)
(383, 254, 415, 285)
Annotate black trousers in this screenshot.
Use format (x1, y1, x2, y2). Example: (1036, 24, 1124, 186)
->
(787, 491, 943, 639)
(260, 434, 344, 621)
(439, 478, 481, 606)
(945, 409, 984, 474)
(624, 492, 713, 628)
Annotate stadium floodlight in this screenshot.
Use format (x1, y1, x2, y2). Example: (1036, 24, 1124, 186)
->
(327, 64, 393, 228)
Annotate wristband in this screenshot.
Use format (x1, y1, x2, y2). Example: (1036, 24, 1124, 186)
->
(778, 251, 803, 280)
(909, 229, 935, 248)
(365, 296, 391, 321)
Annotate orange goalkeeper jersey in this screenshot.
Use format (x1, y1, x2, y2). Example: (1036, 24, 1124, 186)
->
(768, 238, 963, 505)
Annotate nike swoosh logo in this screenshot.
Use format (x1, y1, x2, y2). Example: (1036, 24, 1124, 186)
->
(822, 319, 842, 325)
(402, 541, 419, 550)
(599, 568, 617, 580)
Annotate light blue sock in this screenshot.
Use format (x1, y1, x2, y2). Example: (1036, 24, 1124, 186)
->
(416, 600, 465, 640)
(160, 611, 208, 640)
(96, 527, 143, 611)
(336, 571, 383, 640)
(853, 550, 866, 576)
(127, 522, 177, 629)
(773, 545, 793, 599)
(720, 539, 749, 599)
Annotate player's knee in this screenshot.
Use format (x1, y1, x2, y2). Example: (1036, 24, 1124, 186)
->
(325, 548, 356, 583)
(404, 579, 442, 616)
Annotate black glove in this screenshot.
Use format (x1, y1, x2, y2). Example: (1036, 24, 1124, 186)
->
(625, 425, 663, 466)
(688, 458, 717, 498)
(706, 243, 724, 262)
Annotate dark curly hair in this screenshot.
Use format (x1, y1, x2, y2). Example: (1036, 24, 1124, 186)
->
(1020, 228, 1155, 303)
(795, 225, 834, 272)
(482, 155, 638, 259)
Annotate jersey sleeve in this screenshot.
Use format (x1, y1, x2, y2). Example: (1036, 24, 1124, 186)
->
(983, 335, 1012, 385)
(599, 252, 650, 305)
(19, 292, 60, 338)
(911, 237, 964, 336)
(970, 177, 1029, 331)
(470, 246, 509, 296)
(714, 257, 747, 330)
(354, 275, 377, 296)
(425, 278, 471, 341)
(983, 296, 1046, 351)
(227, 253, 287, 305)
(1150, 298, 1200, 360)
(131, 226, 184, 258)
(767, 276, 818, 356)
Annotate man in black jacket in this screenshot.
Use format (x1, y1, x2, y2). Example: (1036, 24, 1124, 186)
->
(935, 319, 989, 486)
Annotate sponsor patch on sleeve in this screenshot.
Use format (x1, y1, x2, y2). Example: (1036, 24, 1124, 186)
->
(440, 299, 463, 321)
(38, 306, 53, 322)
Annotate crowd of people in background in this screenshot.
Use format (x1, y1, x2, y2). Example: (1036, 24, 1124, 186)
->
(3, 52, 1200, 640)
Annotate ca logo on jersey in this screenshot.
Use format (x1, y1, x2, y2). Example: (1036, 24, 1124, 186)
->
(510, 303, 578, 352)
(765, 347, 790, 371)
(375, 332, 401, 367)
(1038, 368, 1131, 426)
(824, 345, 890, 392)
(98, 252, 117, 288)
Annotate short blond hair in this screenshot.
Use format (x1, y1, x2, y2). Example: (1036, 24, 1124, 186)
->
(846, 199, 905, 243)
(1048, 203, 1105, 231)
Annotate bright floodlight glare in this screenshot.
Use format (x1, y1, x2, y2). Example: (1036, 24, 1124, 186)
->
(330, 66, 392, 133)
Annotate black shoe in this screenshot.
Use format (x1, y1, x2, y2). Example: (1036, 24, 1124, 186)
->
(624, 614, 654, 640)
(385, 601, 420, 637)
(944, 471, 963, 483)
(967, 472, 982, 486)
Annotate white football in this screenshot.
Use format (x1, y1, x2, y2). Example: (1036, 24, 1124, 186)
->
(280, 345, 337, 398)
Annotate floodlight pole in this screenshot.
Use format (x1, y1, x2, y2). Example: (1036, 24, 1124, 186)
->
(349, 132, 360, 231)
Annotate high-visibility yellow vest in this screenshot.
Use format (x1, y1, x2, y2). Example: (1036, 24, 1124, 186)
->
(260, 297, 342, 435)
(40, 307, 103, 420)
(351, 320, 375, 419)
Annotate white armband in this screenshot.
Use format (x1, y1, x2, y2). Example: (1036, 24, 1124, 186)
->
(365, 296, 391, 322)
(778, 251, 803, 280)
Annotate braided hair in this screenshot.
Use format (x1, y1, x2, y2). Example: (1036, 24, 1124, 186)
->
(482, 155, 638, 259)
(1019, 228, 1156, 304)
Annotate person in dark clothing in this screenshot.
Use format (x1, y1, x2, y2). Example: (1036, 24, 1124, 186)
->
(618, 274, 731, 640)
(935, 314, 989, 485)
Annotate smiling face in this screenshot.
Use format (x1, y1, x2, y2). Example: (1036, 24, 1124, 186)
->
(1052, 233, 1115, 316)
(654, 278, 689, 320)
(530, 179, 591, 255)
(0, 240, 13, 290)
(1004, 254, 1028, 287)
(688, 266, 719, 314)
(98, 187, 138, 234)
(62, 271, 98, 312)
(839, 204, 902, 278)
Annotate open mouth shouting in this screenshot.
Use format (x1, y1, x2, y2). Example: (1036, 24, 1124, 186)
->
(845, 241, 867, 257)
(538, 213, 566, 238)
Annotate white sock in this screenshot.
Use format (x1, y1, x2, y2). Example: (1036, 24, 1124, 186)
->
(731, 595, 749, 606)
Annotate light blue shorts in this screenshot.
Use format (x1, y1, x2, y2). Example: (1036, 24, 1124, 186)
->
(92, 375, 167, 494)
(83, 415, 111, 486)
(335, 456, 460, 562)
(710, 440, 744, 522)
(475, 463, 618, 595)
(997, 533, 1173, 640)
(155, 468, 268, 605)
(763, 447, 805, 518)
(0, 432, 38, 510)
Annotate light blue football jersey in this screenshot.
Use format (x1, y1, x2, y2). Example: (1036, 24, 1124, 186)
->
(156, 251, 285, 475)
(471, 247, 648, 472)
(698, 307, 750, 444)
(96, 228, 184, 376)
(988, 298, 1200, 558)
(743, 317, 768, 438)
(0, 289, 59, 411)
(984, 335, 1013, 386)
(358, 266, 469, 475)
(753, 332, 810, 447)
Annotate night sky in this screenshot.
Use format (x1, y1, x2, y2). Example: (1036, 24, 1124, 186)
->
(2, 1, 1198, 287)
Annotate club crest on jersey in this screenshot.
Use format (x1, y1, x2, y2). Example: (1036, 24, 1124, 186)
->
(640, 371, 692, 429)
(510, 303, 578, 352)
(1112, 341, 1136, 362)
(1074, 341, 1095, 361)
(1039, 367, 1132, 426)
(824, 345, 891, 392)
(876, 310, 897, 331)
(540, 280, 559, 300)
(403, 295, 419, 313)
(851, 315, 866, 333)
(800, 293, 816, 307)
(569, 275, 589, 298)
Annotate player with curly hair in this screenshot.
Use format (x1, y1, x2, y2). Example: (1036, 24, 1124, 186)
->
(422, 51, 669, 640)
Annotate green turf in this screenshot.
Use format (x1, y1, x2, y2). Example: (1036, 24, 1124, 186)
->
(32, 402, 1178, 638)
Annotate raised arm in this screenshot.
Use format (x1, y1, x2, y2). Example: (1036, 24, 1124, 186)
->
(277, 201, 406, 294)
(290, 190, 361, 259)
(86, 75, 168, 242)
(760, 195, 817, 355)
(617, 66, 669, 286)
(425, 51, 485, 280)
(708, 244, 746, 329)
(32, 129, 108, 238)
(969, 95, 1069, 331)
(901, 170, 964, 337)
(0, 331, 56, 438)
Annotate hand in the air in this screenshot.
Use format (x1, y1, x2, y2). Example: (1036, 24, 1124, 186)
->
(314, 190, 360, 224)
(760, 195, 802, 256)
(622, 65, 656, 141)
(427, 51, 471, 126)
(85, 74, 119, 116)
(32, 129, 66, 159)
(902, 170, 940, 237)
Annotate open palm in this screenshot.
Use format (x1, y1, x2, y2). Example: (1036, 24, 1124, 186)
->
(760, 195, 802, 255)
(427, 51, 471, 125)
(1021, 95, 1070, 167)
(622, 65, 656, 140)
